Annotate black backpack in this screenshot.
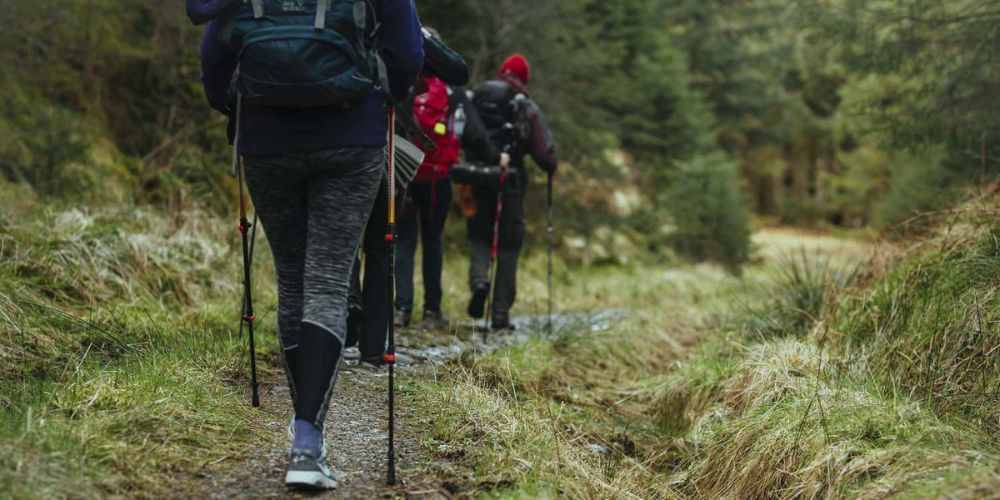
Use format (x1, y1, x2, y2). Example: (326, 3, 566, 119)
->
(472, 80, 528, 154)
(226, 0, 383, 108)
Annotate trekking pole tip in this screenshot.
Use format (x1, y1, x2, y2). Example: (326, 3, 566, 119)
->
(251, 388, 261, 408)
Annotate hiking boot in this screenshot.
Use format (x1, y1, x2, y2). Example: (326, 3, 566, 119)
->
(361, 351, 414, 368)
(467, 285, 489, 319)
(346, 303, 363, 348)
(361, 354, 386, 368)
(421, 309, 450, 329)
(491, 315, 515, 332)
(394, 309, 411, 328)
(285, 449, 337, 490)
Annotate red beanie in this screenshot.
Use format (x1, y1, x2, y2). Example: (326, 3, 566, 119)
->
(499, 53, 531, 83)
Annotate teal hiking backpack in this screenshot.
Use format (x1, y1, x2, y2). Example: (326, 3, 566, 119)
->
(227, 0, 384, 107)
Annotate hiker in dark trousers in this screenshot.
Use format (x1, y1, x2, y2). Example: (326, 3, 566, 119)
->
(465, 54, 558, 330)
(346, 179, 401, 367)
(395, 34, 506, 328)
(195, 0, 422, 489)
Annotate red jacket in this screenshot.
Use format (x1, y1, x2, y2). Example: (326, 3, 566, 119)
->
(412, 76, 462, 182)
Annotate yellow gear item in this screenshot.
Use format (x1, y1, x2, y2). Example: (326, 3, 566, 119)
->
(433, 121, 448, 136)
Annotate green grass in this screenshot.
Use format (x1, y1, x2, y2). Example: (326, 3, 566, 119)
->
(829, 219, 1000, 435)
(5, 178, 999, 498)
(410, 218, 1000, 498)
(657, 337, 997, 498)
(409, 235, 827, 497)
(0, 193, 281, 497)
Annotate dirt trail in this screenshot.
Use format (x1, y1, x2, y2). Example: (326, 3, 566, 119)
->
(193, 312, 620, 498)
(201, 365, 444, 499)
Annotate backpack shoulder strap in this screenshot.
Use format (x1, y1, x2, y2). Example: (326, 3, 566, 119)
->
(314, 0, 329, 29)
(353, 0, 368, 33)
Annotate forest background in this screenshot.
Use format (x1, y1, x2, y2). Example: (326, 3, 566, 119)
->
(2, 0, 998, 268)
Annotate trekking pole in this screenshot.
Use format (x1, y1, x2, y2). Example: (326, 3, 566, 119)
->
(546, 172, 554, 335)
(485, 164, 508, 331)
(238, 213, 258, 340)
(237, 154, 261, 408)
(232, 93, 260, 408)
(385, 106, 399, 486)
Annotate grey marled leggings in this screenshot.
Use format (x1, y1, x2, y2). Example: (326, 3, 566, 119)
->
(244, 147, 384, 427)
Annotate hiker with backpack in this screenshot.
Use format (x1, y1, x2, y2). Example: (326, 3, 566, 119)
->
(193, 0, 423, 490)
(394, 28, 509, 329)
(463, 54, 558, 330)
(340, 28, 500, 370)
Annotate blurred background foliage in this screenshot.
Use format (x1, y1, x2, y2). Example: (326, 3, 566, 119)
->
(2, 0, 999, 269)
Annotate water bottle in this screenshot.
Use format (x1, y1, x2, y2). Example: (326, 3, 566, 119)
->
(453, 103, 467, 138)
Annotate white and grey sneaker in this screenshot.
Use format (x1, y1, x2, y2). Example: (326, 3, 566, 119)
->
(342, 346, 361, 362)
(285, 449, 337, 490)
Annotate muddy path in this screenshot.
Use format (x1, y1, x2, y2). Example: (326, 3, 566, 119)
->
(190, 311, 621, 499)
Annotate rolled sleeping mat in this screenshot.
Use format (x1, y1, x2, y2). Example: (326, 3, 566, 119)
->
(451, 162, 519, 189)
(422, 27, 470, 87)
(393, 136, 425, 192)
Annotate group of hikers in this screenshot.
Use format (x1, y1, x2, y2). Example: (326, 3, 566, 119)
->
(187, 0, 556, 490)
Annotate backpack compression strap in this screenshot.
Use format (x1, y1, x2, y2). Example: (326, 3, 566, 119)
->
(314, 0, 330, 29)
(246, 0, 369, 50)
(249, 0, 341, 29)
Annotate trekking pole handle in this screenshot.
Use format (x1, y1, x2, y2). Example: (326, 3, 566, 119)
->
(231, 93, 243, 177)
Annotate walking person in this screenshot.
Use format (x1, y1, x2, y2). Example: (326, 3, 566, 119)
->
(346, 178, 399, 367)
(465, 53, 558, 330)
(195, 0, 422, 490)
(394, 29, 507, 329)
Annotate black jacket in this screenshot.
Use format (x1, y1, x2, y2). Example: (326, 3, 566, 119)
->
(469, 74, 558, 181)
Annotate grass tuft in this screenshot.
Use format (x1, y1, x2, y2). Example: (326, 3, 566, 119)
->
(0, 191, 277, 496)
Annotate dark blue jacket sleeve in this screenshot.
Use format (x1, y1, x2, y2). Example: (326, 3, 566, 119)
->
(187, 0, 240, 25)
(376, 0, 424, 103)
(200, 20, 238, 114)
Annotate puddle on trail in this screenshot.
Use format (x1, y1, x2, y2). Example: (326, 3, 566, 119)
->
(393, 309, 629, 366)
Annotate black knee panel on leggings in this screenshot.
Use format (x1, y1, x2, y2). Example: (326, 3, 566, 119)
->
(293, 322, 344, 426)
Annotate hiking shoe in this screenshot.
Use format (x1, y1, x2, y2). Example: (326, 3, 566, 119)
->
(361, 354, 386, 368)
(346, 303, 363, 348)
(362, 351, 414, 368)
(394, 309, 411, 328)
(285, 449, 337, 490)
(421, 309, 450, 329)
(467, 285, 489, 319)
(491, 316, 515, 332)
(342, 346, 360, 362)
